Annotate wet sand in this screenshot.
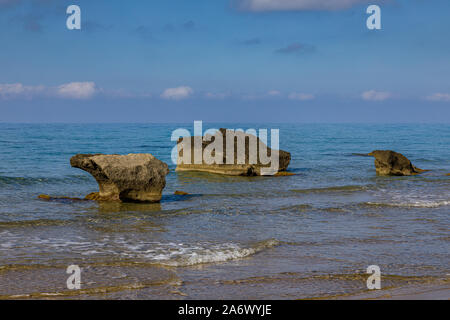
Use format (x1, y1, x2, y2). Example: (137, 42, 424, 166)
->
(338, 283, 450, 300)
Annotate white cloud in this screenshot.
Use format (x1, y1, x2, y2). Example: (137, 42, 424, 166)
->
(0, 82, 97, 100)
(57, 82, 97, 99)
(238, 0, 373, 12)
(267, 90, 281, 96)
(161, 86, 193, 100)
(0, 82, 157, 100)
(361, 90, 391, 101)
(0, 83, 25, 96)
(426, 93, 450, 102)
(288, 92, 315, 101)
(0, 83, 45, 98)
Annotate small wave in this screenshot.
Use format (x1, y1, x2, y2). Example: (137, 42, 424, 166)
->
(158, 239, 280, 267)
(349, 153, 371, 157)
(0, 175, 92, 186)
(362, 200, 450, 208)
(292, 185, 369, 194)
(279, 204, 313, 212)
(322, 207, 349, 213)
(26, 237, 281, 268)
(136, 145, 171, 149)
(0, 219, 69, 228)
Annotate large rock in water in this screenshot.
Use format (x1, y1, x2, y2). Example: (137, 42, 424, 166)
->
(368, 150, 426, 176)
(70, 154, 169, 202)
(175, 128, 291, 176)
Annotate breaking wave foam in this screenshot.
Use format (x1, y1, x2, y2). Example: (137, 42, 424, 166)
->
(363, 200, 450, 208)
(1, 233, 280, 268)
(156, 239, 280, 267)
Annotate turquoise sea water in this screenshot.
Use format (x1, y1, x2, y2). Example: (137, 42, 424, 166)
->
(0, 123, 449, 299)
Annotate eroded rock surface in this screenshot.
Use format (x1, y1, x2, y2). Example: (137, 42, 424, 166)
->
(368, 150, 426, 176)
(70, 154, 169, 202)
(175, 128, 291, 176)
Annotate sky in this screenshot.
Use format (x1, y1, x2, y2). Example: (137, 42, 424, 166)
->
(0, 0, 449, 123)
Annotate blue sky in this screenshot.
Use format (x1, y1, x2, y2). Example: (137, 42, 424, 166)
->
(0, 0, 449, 122)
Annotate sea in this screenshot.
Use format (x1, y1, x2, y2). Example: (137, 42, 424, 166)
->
(0, 123, 449, 299)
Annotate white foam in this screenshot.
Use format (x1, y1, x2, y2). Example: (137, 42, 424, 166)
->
(157, 239, 280, 267)
(366, 200, 450, 208)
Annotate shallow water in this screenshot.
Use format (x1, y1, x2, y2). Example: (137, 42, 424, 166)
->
(0, 123, 449, 299)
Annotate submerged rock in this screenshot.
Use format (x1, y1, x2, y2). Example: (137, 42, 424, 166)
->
(70, 154, 169, 203)
(174, 191, 189, 195)
(38, 194, 88, 202)
(274, 171, 296, 177)
(85, 192, 102, 201)
(175, 128, 291, 176)
(351, 153, 372, 157)
(38, 194, 52, 201)
(368, 150, 426, 176)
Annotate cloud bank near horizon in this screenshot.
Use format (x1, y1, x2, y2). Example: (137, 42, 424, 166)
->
(361, 90, 392, 101)
(426, 93, 450, 102)
(0, 82, 98, 100)
(2, 82, 449, 104)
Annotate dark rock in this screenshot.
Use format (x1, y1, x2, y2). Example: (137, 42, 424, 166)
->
(368, 150, 426, 176)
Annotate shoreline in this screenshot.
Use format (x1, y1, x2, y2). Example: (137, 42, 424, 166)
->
(336, 282, 450, 300)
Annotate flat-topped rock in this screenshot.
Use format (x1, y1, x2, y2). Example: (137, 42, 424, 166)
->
(368, 150, 426, 176)
(175, 128, 291, 176)
(70, 153, 169, 202)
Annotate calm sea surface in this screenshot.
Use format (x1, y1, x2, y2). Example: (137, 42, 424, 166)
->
(0, 123, 449, 299)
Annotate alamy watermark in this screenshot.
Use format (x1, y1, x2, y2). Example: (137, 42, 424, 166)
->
(367, 5, 382, 30)
(66, 265, 81, 290)
(66, 5, 81, 30)
(366, 265, 381, 290)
